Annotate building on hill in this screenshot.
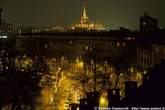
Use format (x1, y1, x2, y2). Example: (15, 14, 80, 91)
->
(140, 13, 158, 32)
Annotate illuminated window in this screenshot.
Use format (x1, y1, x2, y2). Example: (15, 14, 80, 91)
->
(69, 40, 72, 44)
(122, 42, 126, 46)
(0, 35, 7, 38)
(156, 48, 159, 52)
(142, 22, 146, 26)
(117, 42, 120, 47)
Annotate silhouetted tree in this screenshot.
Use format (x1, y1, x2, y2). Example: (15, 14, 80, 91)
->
(112, 57, 129, 89)
(0, 51, 49, 110)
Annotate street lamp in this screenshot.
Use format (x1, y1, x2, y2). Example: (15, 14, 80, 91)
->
(99, 96, 108, 107)
(77, 61, 84, 68)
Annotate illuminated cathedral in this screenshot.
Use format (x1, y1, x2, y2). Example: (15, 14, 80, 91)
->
(71, 0, 106, 31)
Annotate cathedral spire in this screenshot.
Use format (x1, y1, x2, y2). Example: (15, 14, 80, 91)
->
(71, 0, 106, 30)
(81, 0, 88, 23)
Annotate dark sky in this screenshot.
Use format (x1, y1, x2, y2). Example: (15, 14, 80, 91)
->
(0, 0, 165, 30)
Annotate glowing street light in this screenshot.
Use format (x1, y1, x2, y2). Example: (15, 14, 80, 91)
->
(77, 61, 84, 68)
(99, 96, 108, 107)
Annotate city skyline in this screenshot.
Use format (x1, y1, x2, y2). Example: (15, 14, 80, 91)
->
(1, 0, 165, 109)
(0, 0, 165, 30)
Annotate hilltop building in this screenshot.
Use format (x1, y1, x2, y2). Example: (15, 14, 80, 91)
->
(140, 13, 158, 32)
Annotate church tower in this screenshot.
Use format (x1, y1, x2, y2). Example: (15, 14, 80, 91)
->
(71, 0, 106, 31)
(81, 0, 88, 24)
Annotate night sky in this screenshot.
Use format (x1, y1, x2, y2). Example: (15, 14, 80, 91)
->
(0, 0, 165, 30)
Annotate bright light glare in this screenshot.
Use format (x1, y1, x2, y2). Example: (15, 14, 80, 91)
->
(0, 35, 7, 38)
(78, 61, 84, 68)
(100, 96, 106, 105)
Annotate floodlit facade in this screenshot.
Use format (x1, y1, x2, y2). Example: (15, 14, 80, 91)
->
(71, 0, 106, 31)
